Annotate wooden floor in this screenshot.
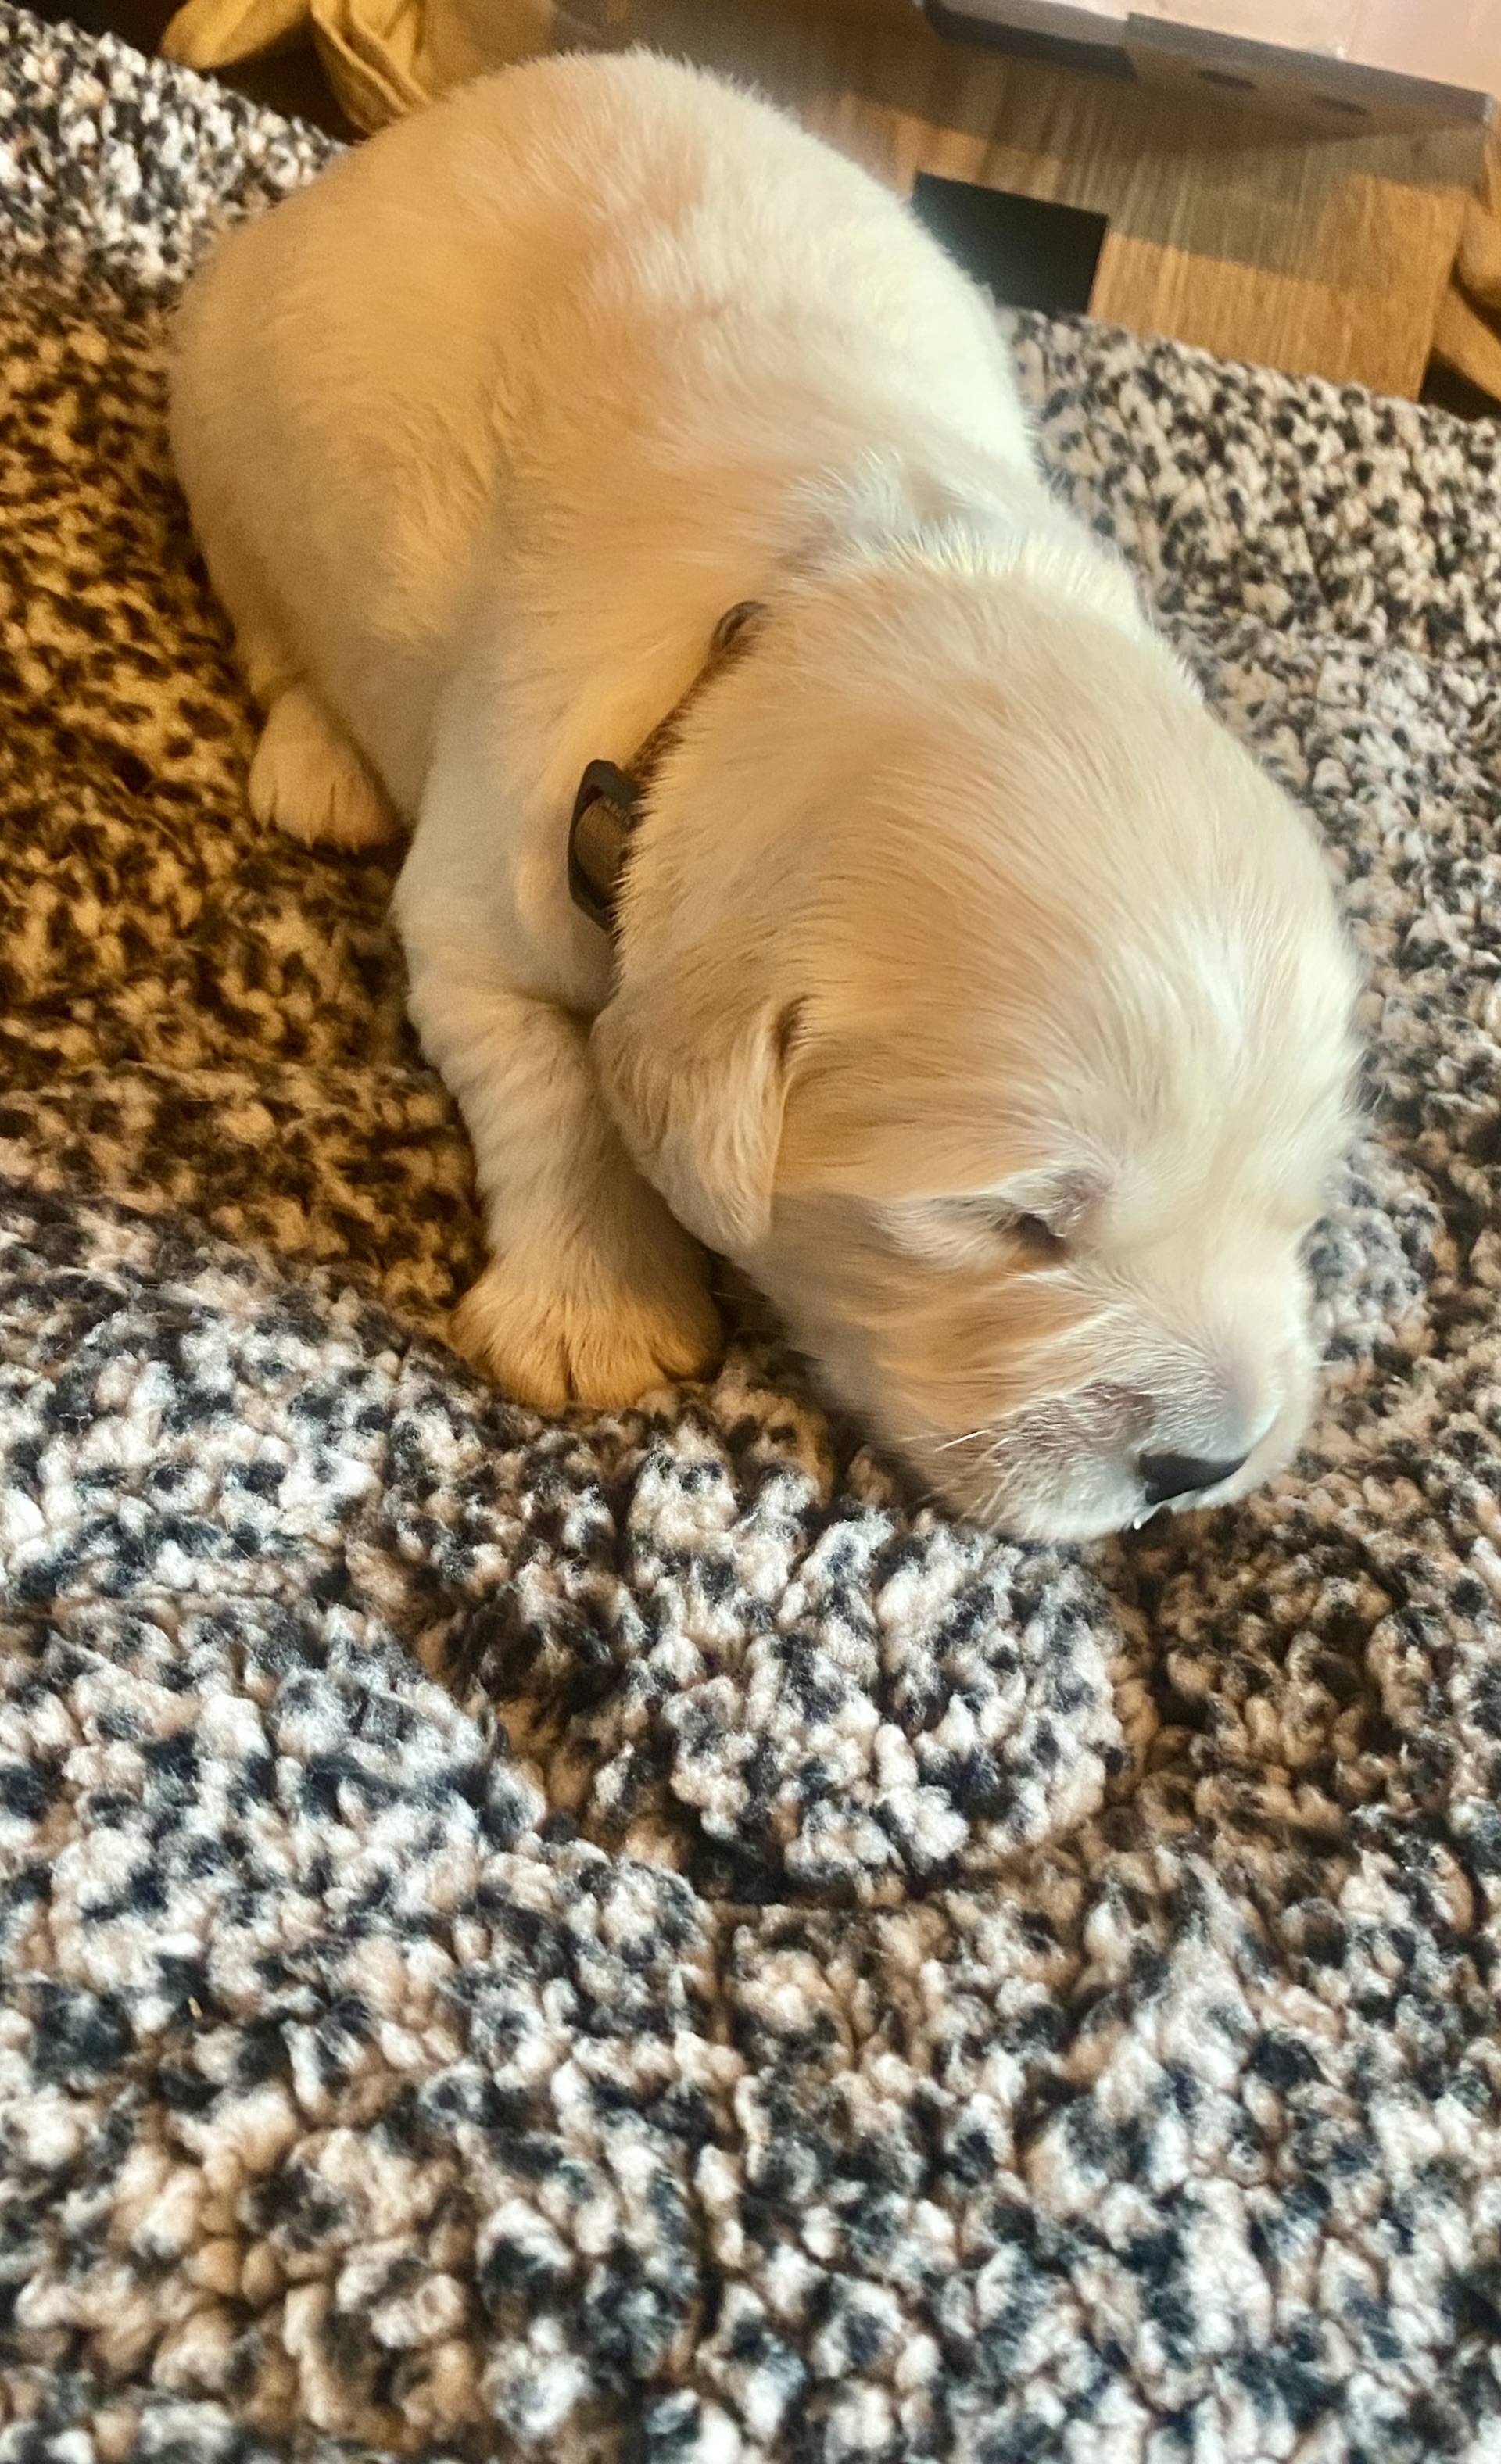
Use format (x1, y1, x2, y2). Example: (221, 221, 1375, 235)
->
(616, 0, 1487, 399)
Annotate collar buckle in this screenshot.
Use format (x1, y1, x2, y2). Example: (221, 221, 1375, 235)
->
(568, 600, 765, 937)
(568, 759, 641, 935)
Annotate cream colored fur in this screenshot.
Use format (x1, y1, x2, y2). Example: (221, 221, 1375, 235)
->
(169, 48, 1358, 1540)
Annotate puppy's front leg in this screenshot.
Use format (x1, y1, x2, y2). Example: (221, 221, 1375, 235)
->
(405, 961, 722, 1411)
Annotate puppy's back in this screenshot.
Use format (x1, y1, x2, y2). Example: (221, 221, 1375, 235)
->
(172, 52, 1041, 822)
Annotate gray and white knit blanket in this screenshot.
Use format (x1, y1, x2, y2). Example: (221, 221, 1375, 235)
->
(0, 9, 1499, 2456)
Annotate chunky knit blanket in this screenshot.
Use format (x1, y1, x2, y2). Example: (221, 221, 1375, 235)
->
(2, 10, 1499, 2457)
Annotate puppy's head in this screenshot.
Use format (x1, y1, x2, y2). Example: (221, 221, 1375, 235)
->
(593, 545, 1358, 1540)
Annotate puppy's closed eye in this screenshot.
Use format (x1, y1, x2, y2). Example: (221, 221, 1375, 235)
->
(1000, 1210, 1070, 1265)
(951, 1198, 1073, 1267)
(883, 1185, 1090, 1270)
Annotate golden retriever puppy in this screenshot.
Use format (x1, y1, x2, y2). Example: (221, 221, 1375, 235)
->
(169, 48, 1358, 1541)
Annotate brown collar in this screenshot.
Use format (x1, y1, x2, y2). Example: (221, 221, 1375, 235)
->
(568, 600, 764, 936)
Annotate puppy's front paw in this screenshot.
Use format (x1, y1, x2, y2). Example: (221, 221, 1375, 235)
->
(451, 1244, 722, 1411)
(249, 686, 400, 848)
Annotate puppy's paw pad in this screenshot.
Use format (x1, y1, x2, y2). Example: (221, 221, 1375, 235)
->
(249, 688, 399, 848)
(451, 1259, 722, 1413)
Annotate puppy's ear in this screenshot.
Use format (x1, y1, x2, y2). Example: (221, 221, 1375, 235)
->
(592, 994, 801, 1256)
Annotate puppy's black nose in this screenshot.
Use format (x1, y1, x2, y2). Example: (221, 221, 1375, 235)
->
(1137, 1449, 1248, 1509)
